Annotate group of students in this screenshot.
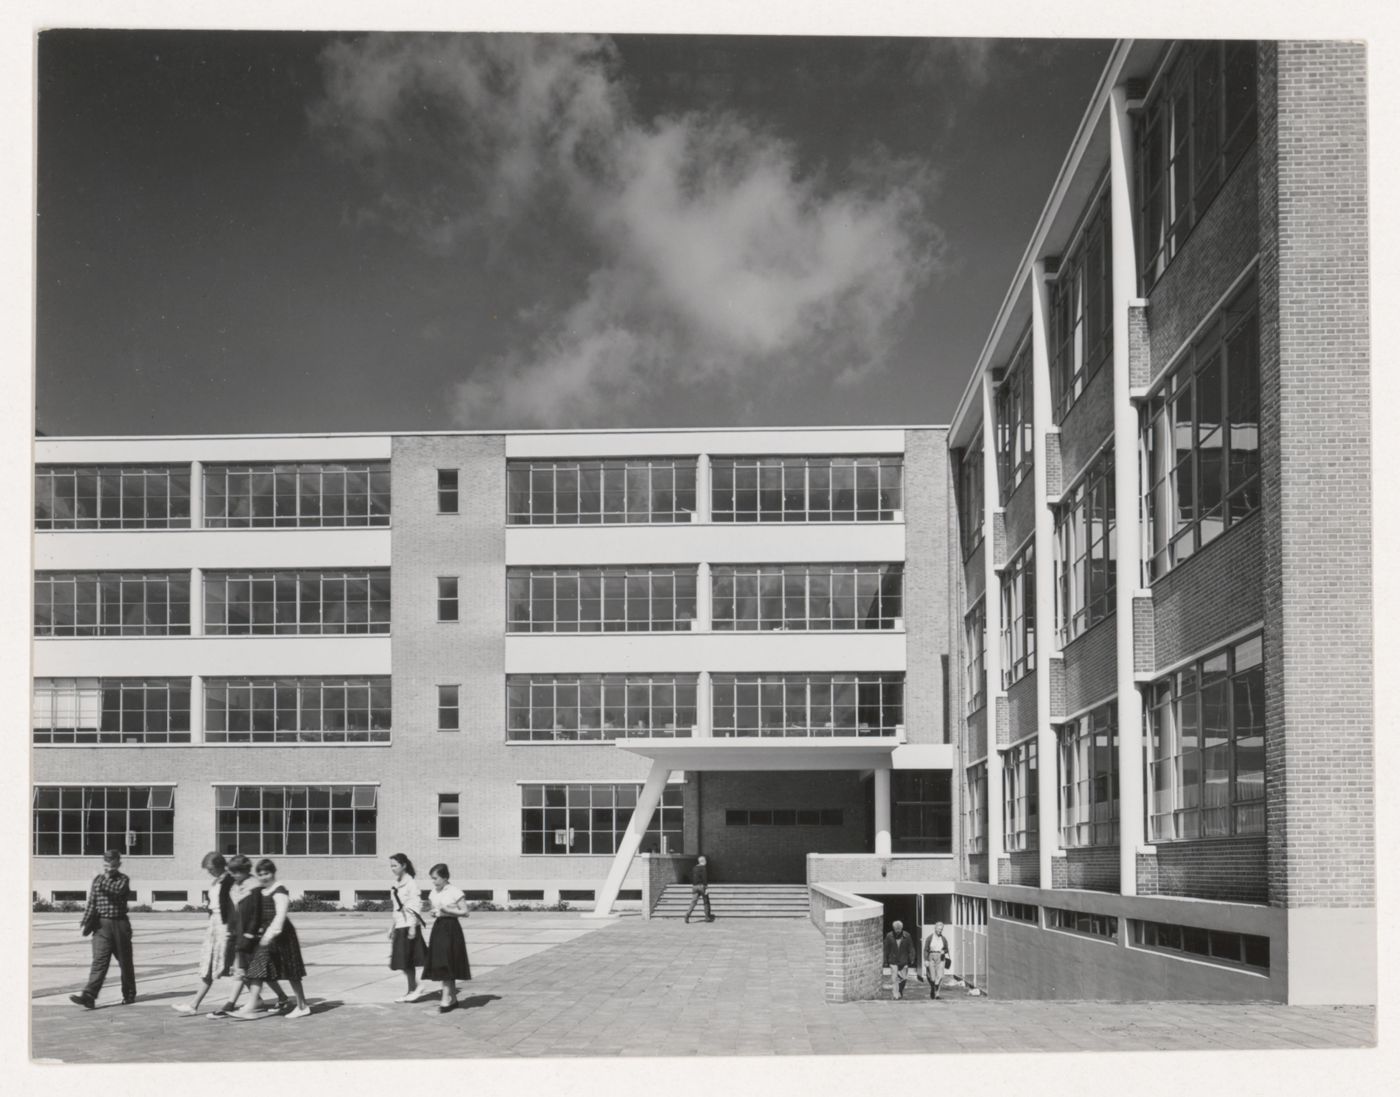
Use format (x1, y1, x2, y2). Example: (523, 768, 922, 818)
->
(69, 848, 475, 1017)
(169, 851, 474, 1018)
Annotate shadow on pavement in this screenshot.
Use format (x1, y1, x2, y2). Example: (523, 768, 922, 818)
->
(456, 994, 502, 1011)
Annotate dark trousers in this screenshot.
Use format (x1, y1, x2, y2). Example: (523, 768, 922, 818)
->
(83, 917, 136, 1002)
(684, 885, 712, 921)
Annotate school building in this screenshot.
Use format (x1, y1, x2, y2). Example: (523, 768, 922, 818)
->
(30, 38, 1372, 1005)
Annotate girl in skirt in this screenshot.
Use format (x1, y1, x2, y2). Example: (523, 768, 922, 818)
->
(209, 854, 288, 1017)
(233, 859, 310, 1019)
(421, 863, 471, 1013)
(387, 853, 429, 1002)
(172, 852, 236, 1014)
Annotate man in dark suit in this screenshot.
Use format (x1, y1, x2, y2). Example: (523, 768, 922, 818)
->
(683, 855, 714, 923)
(884, 919, 918, 999)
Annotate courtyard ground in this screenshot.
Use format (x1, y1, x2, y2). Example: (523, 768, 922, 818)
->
(30, 912, 1375, 1061)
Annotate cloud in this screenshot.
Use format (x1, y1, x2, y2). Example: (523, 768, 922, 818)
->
(313, 33, 943, 427)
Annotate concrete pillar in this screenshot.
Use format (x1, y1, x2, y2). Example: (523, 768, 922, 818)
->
(586, 760, 671, 918)
(695, 453, 711, 523)
(696, 561, 712, 631)
(190, 567, 204, 637)
(696, 670, 712, 738)
(1030, 261, 1062, 883)
(190, 675, 205, 745)
(874, 767, 892, 856)
(1109, 84, 1146, 894)
(189, 460, 203, 528)
(980, 374, 1004, 884)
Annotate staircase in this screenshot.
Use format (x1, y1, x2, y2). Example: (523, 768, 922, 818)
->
(652, 883, 810, 919)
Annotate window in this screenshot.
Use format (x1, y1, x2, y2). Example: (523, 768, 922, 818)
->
(1148, 632, 1264, 841)
(437, 577, 459, 622)
(559, 890, 595, 902)
(964, 763, 987, 855)
(152, 890, 188, 903)
(991, 900, 1038, 923)
(203, 678, 391, 744)
(957, 440, 984, 556)
(1141, 284, 1260, 580)
(1133, 919, 1269, 972)
(1054, 448, 1116, 644)
(215, 785, 377, 856)
(35, 466, 191, 530)
(712, 563, 902, 631)
(1046, 907, 1119, 940)
(34, 572, 191, 637)
(507, 458, 697, 524)
(520, 782, 684, 855)
(355, 890, 391, 904)
(892, 770, 952, 854)
(1058, 703, 1119, 848)
(203, 570, 390, 635)
(1002, 739, 1039, 852)
(1138, 41, 1258, 289)
(33, 785, 175, 856)
(509, 890, 545, 902)
(507, 674, 698, 741)
(995, 334, 1034, 502)
(33, 678, 191, 745)
(437, 469, 459, 514)
(507, 566, 698, 632)
(438, 793, 460, 839)
(203, 463, 390, 528)
(1049, 191, 1113, 420)
(726, 809, 844, 826)
(964, 599, 986, 714)
(710, 456, 902, 523)
(1001, 542, 1036, 687)
(437, 685, 460, 732)
(710, 673, 903, 737)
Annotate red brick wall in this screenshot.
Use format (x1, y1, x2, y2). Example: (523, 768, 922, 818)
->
(1062, 616, 1116, 715)
(998, 850, 1040, 888)
(966, 706, 987, 762)
(1139, 838, 1268, 904)
(1149, 515, 1264, 671)
(1051, 846, 1120, 892)
(904, 429, 953, 744)
(1006, 668, 1037, 742)
(1261, 41, 1373, 910)
(1056, 360, 1114, 486)
(1003, 473, 1036, 554)
(1146, 146, 1260, 384)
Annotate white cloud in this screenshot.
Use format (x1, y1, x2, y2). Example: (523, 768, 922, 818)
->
(313, 33, 942, 427)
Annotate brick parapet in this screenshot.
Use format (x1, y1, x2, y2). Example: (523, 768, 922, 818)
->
(1061, 616, 1116, 715)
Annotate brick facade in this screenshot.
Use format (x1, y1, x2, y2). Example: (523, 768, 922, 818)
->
(1056, 362, 1114, 486)
(1139, 838, 1269, 905)
(1005, 669, 1037, 743)
(1061, 616, 1116, 716)
(1002, 473, 1036, 554)
(1149, 515, 1264, 672)
(904, 429, 952, 744)
(1051, 847, 1120, 893)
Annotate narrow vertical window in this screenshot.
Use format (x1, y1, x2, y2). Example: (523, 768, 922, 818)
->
(438, 793, 460, 839)
(437, 469, 459, 514)
(437, 577, 459, 622)
(437, 685, 460, 732)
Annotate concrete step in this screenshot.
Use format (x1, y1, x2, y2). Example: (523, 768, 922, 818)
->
(652, 883, 811, 918)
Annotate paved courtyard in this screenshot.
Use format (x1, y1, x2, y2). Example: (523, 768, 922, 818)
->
(31, 913, 1374, 1061)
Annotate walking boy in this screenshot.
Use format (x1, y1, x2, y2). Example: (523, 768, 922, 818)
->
(683, 855, 714, 923)
(70, 850, 136, 1008)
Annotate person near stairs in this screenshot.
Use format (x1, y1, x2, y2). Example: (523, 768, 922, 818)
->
(683, 855, 714, 923)
(884, 920, 918, 999)
(924, 921, 951, 1000)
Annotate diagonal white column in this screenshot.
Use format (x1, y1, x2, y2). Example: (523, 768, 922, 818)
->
(874, 766, 892, 855)
(586, 760, 672, 918)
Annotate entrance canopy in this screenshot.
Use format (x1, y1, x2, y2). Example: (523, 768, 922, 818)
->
(614, 736, 900, 771)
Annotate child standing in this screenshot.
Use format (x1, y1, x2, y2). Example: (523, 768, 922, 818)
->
(387, 853, 429, 1002)
(421, 863, 471, 1013)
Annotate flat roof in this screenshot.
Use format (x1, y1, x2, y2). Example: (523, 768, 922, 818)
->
(34, 423, 949, 442)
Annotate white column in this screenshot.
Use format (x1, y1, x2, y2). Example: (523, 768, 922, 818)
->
(586, 760, 671, 918)
(190, 675, 205, 744)
(695, 453, 711, 522)
(980, 374, 1004, 885)
(696, 561, 712, 631)
(190, 567, 204, 637)
(1030, 261, 1062, 884)
(1110, 84, 1146, 895)
(696, 670, 712, 738)
(189, 460, 203, 528)
(874, 766, 892, 856)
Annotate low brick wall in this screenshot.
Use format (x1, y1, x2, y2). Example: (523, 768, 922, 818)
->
(807, 852, 957, 886)
(641, 853, 697, 919)
(809, 884, 885, 1003)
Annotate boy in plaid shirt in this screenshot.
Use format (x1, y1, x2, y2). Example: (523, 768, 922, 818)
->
(70, 850, 136, 1008)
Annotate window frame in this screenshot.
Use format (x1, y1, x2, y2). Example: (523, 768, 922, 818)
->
(33, 677, 192, 745)
(34, 571, 192, 638)
(32, 784, 176, 857)
(711, 563, 903, 632)
(964, 763, 987, 855)
(507, 458, 698, 525)
(437, 577, 459, 623)
(202, 462, 390, 529)
(709, 672, 904, 738)
(994, 332, 1034, 502)
(34, 465, 192, 531)
(506, 674, 698, 741)
(964, 598, 986, 714)
(214, 784, 378, 857)
(437, 469, 459, 514)
(1054, 447, 1116, 645)
(519, 782, 683, 856)
(710, 455, 903, 524)
(1048, 189, 1113, 422)
(1000, 541, 1036, 688)
(1001, 738, 1039, 853)
(506, 566, 699, 633)
(203, 677, 391, 745)
(202, 569, 390, 636)
(957, 439, 985, 558)
(1057, 703, 1120, 848)
(437, 684, 460, 732)
(437, 793, 461, 839)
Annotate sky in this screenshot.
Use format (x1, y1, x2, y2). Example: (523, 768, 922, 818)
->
(34, 30, 1112, 435)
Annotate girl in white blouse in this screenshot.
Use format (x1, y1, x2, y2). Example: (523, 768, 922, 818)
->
(421, 863, 472, 1013)
(387, 853, 429, 1003)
